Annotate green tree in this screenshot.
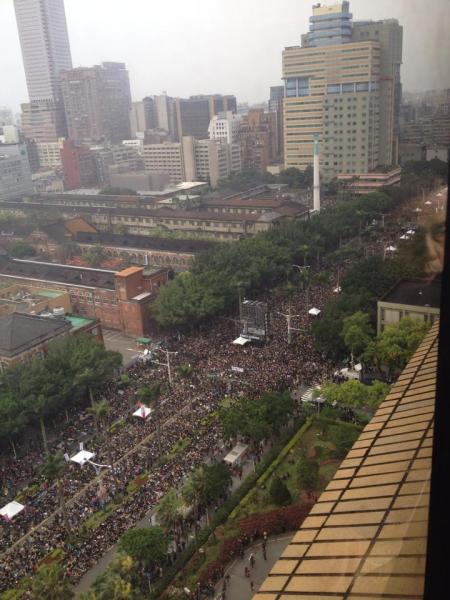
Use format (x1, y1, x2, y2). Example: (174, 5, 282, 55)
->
(260, 391, 294, 432)
(155, 487, 184, 532)
(119, 527, 167, 570)
(203, 461, 232, 504)
(269, 475, 292, 506)
(85, 244, 106, 267)
(297, 458, 319, 493)
(176, 363, 193, 379)
(329, 425, 360, 458)
(61, 240, 81, 260)
(30, 564, 74, 600)
(83, 555, 143, 600)
(342, 311, 374, 367)
(41, 452, 70, 532)
(182, 466, 208, 519)
(89, 399, 118, 485)
(218, 397, 270, 444)
(364, 318, 429, 377)
(10, 240, 36, 258)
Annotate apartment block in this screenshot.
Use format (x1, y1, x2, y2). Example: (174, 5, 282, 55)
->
(60, 62, 132, 144)
(35, 138, 64, 170)
(239, 109, 277, 171)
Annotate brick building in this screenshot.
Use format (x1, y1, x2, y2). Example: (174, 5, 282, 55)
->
(60, 139, 98, 190)
(0, 257, 169, 337)
(239, 109, 277, 171)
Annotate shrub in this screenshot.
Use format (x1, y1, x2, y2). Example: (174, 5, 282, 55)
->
(269, 476, 292, 506)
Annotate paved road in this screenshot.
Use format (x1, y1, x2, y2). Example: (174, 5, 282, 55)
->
(102, 328, 140, 365)
(75, 445, 265, 595)
(214, 535, 293, 600)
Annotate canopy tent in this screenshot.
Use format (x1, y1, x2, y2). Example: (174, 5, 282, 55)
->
(339, 367, 360, 381)
(436, 193, 443, 197)
(0, 500, 25, 521)
(399, 234, 410, 240)
(301, 386, 325, 404)
(406, 229, 415, 235)
(233, 336, 250, 346)
(136, 337, 152, 345)
(223, 443, 249, 466)
(333, 285, 342, 293)
(424, 200, 432, 206)
(385, 245, 397, 252)
(308, 307, 321, 316)
(133, 405, 152, 419)
(70, 450, 95, 466)
(354, 363, 362, 372)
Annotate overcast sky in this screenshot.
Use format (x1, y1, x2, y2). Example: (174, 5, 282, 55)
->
(1, 0, 449, 112)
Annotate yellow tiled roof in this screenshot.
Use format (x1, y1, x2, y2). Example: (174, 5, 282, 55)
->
(253, 323, 438, 600)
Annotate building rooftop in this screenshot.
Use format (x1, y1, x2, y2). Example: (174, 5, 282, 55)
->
(115, 266, 143, 278)
(253, 322, 438, 599)
(74, 231, 219, 253)
(380, 278, 441, 308)
(0, 257, 117, 290)
(0, 313, 71, 357)
(63, 314, 96, 330)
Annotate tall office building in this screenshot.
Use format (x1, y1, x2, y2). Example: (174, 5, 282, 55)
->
(14, 0, 73, 141)
(60, 62, 132, 144)
(0, 144, 34, 200)
(175, 95, 237, 140)
(282, 2, 402, 181)
(208, 111, 241, 144)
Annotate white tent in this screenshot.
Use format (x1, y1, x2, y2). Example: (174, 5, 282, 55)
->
(308, 307, 321, 316)
(70, 450, 95, 466)
(385, 245, 397, 252)
(399, 234, 409, 240)
(223, 443, 249, 466)
(436, 193, 443, 197)
(424, 200, 432, 205)
(133, 405, 152, 419)
(232, 336, 250, 345)
(407, 229, 415, 235)
(0, 500, 25, 521)
(333, 286, 342, 293)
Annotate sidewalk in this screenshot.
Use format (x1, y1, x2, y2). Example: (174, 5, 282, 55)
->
(214, 535, 292, 600)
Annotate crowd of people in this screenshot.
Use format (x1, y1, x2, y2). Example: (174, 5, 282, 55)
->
(0, 205, 411, 594)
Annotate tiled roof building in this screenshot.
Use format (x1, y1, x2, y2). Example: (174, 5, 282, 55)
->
(253, 322, 437, 599)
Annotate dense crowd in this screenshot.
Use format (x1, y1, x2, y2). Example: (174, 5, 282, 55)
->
(0, 208, 410, 593)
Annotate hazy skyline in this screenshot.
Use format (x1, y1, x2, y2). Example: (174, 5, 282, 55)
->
(1, 0, 450, 113)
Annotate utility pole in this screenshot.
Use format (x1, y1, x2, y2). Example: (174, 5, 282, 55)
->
(278, 305, 301, 345)
(150, 348, 178, 387)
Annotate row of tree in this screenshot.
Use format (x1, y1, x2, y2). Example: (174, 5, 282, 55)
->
(0, 334, 122, 452)
(151, 161, 438, 329)
(218, 391, 295, 444)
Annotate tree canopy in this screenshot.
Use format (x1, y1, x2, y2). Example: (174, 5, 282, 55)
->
(118, 527, 167, 569)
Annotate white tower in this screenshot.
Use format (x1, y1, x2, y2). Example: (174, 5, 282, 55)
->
(313, 136, 320, 212)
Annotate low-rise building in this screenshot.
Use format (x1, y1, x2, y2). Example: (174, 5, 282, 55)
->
(377, 277, 441, 333)
(0, 312, 71, 370)
(0, 283, 71, 317)
(337, 167, 401, 196)
(0, 257, 169, 337)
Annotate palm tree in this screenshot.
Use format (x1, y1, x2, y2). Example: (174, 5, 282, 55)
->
(176, 364, 193, 380)
(299, 244, 310, 267)
(155, 487, 184, 533)
(182, 466, 208, 523)
(89, 400, 118, 486)
(30, 564, 74, 600)
(136, 384, 163, 455)
(41, 453, 69, 533)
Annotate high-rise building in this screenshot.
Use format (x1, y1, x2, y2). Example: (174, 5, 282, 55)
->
(60, 62, 132, 144)
(239, 109, 277, 172)
(208, 111, 241, 144)
(142, 142, 185, 184)
(176, 95, 237, 140)
(0, 108, 14, 126)
(282, 1, 402, 181)
(14, 0, 73, 141)
(268, 86, 285, 157)
(155, 93, 178, 139)
(0, 144, 34, 200)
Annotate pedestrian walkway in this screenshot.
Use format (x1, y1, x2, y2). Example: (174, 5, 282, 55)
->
(214, 535, 292, 600)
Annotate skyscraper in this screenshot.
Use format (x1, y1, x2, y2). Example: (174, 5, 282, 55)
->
(14, 0, 72, 141)
(60, 62, 132, 144)
(268, 86, 285, 157)
(282, 2, 402, 181)
(175, 95, 237, 140)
